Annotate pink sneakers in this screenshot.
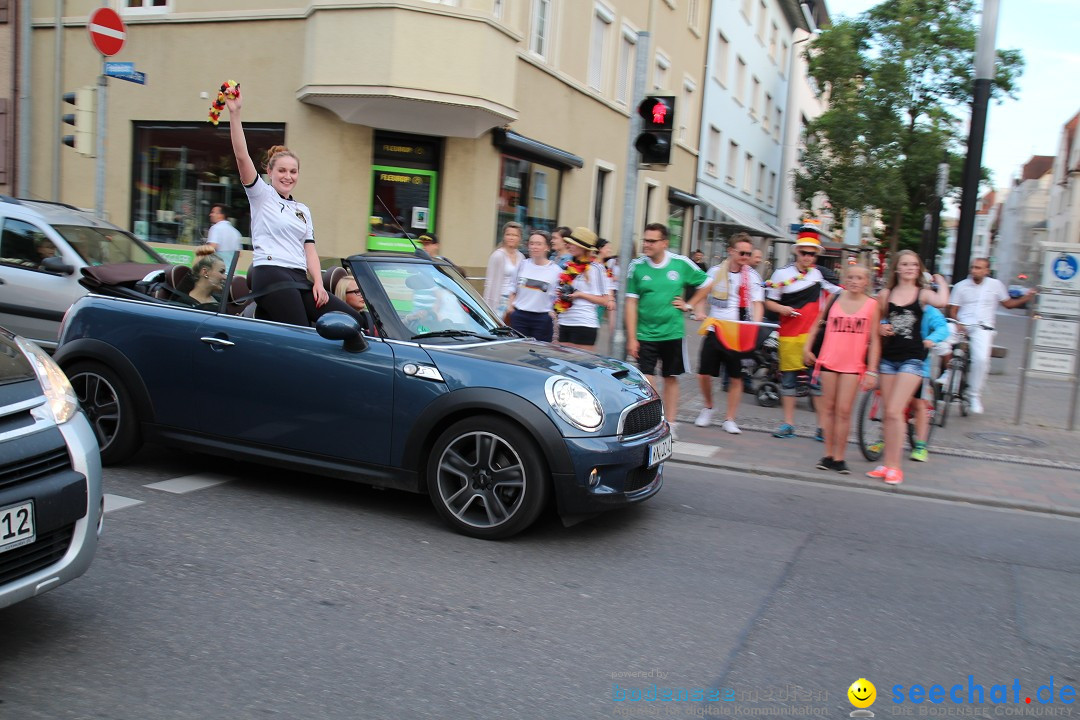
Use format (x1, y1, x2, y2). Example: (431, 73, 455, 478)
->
(866, 466, 904, 484)
(866, 466, 888, 479)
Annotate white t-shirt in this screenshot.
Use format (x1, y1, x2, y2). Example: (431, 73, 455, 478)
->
(765, 265, 840, 301)
(706, 265, 764, 321)
(511, 259, 561, 313)
(501, 254, 520, 297)
(559, 262, 608, 328)
(207, 219, 242, 254)
(244, 177, 314, 271)
(950, 276, 1009, 328)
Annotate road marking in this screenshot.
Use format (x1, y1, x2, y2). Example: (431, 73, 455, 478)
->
(103, 494, 143, 513)
(673, 441, 719, 457)
(144, 473, 231, 494)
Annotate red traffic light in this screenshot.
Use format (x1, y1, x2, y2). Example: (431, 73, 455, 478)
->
(638, 96, 675, 130)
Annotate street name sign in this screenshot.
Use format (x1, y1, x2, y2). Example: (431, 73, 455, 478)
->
(88, 8, 126, 57)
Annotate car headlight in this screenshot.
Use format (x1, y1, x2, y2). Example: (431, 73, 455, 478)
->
(16, 337, 79, 425)
(545, 377, 604, 432)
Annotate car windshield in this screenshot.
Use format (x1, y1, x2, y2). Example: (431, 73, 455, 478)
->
(53, 225, 162, 266)
(370, 261, 505, 341)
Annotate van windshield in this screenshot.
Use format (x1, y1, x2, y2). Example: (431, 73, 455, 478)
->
(53, 225, 162, 266)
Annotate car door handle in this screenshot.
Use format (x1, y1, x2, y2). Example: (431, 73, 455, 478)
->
(200, 337, 235, 347)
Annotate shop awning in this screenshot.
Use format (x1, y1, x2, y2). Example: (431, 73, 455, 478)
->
(698, 200, 783, 238)
(492, 129, 584, 169)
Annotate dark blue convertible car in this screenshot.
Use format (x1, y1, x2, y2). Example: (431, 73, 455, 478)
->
(54, 252, 669, 539)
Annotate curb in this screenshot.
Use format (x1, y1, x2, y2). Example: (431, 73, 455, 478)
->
(669, 453, 1080, 520)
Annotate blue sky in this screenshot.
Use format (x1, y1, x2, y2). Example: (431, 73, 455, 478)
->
(820, 0, 1080, 188)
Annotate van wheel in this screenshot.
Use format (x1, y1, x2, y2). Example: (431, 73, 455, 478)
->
(426, 416, 549, 540)
(67, 362, 141, 465)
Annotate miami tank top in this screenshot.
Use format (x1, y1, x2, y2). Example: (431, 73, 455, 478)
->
(882, 297, 927, 362)
(816, 295, 875, 374)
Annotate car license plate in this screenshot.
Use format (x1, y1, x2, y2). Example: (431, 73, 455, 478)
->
(647, 434, 673, 468)
(0, 501, 35, 554)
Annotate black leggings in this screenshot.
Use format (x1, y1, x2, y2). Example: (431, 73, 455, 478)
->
(249, 265, 367, 329)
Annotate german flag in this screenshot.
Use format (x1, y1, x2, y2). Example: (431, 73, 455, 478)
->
(777, 286, 825, 371)
(699, 319, 779, 354)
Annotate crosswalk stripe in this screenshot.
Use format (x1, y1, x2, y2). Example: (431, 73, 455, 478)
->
(144, 473, 231, 494)
(103, 494, 143, 513)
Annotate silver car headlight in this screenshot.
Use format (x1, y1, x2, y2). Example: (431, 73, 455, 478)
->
(17, 337, 79, 425)
(545, 377, 604, 432)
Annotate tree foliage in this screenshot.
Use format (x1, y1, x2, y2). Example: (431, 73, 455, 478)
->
(794, 0, 1024, 253)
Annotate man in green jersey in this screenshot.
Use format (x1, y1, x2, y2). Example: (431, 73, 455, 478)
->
(625, 223, 710, 438)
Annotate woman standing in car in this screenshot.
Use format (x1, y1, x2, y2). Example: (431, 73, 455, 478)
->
(224, 85, 360, 326)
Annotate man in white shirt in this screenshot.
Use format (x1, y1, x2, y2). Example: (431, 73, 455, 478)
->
(207, 204, 243, 256)
(948, 257, 1036, 414)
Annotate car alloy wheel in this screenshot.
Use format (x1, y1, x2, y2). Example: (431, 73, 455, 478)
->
(67, 362, 140, 465)
(427, 417, 549, 540)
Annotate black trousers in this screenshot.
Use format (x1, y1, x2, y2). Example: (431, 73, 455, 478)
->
(249, 265, 367, 329)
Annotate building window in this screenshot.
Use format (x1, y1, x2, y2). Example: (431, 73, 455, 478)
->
(654, 53, 670, 91)
(744, 152, 754, 193)
(687, 0, 700, 31)
(768, 170, 777, 203)
(741, 0, 752, 21)
(123, 0, 169, 10)
(734, 56, 747, 105)
(726, 141, 739, 186)
(493, 0, 504, 19)
(594, 166, 612, 238)
(779, 40, 789, 74)
(589, 3, 614, 92)
(750, 76, 761, 119)
(495, 154, 563, 238)
(769, 22, 778, 61)
(130, 122, 285, 245)
(531, 0, 553, 58)
(757, 162, 766, 200)
(713, 30, 729, 87)
(0, 99, 7, 184)
(763, 93, 772, 133)
(680, 78, 696, 143)
(616, 26, 638, 105)
(775, 106, 783, 140)
(757, 0, 767, 42)
(645, 182, 658, 224)
(707, 126, 721, 177)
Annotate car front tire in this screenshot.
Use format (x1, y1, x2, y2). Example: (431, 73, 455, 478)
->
(67, 362, 141, 465)
(426, 416, 550, 540)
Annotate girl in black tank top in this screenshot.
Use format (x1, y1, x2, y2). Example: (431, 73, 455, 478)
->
(882, 297, 926, 362)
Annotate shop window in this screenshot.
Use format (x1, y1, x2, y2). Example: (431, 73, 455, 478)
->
(124, 0, 170, 12)
(495, 155, 562, 241)
(130, 122, 285, 246)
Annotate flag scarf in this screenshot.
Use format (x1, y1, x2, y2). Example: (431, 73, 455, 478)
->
(699, 319, 779, 354)
(776, 283, 825, 372)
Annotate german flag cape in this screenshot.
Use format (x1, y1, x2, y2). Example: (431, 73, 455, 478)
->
(698, 319, 779, 354)
(777, 283, 825, 372)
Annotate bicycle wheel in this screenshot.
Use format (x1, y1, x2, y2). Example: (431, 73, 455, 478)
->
(856, 389, 884, 462)
(956, 360, 970, 417)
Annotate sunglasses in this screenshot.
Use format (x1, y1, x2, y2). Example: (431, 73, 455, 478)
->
(797, 250, 818, 257)
(735, 250, 752, 257)
(345, 289, 362, 295)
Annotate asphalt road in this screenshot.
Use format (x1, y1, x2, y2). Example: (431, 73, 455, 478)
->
(2, 451, 1078, 720)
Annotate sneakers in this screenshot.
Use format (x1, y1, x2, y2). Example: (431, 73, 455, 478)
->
(694, 407, 714, 427)
(772, 423, 796, 438)
(814, 427, 825, 442)
(833, 460, 851, 474)
(867, 441, 884, 454)
(884, 467, 904, 485)
(910, 442, 928, 462)
(669, 422, 679, 441)
(721, 419, 742, 434)
(866, 465, 889, 479)
(816, 456, 834, 470)
(969, 396, 984, 414)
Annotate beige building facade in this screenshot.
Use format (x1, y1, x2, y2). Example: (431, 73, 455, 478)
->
(22, 0, 710, 273)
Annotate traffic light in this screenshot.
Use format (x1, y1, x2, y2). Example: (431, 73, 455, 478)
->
(62, 86, 96, 157)
(634, 95, 675, 166)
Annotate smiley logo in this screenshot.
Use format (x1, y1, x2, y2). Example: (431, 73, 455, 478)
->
(848, 678, 876, 709)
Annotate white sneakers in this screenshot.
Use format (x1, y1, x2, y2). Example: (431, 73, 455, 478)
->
(969, 396, 984, 414)
(694, 407, 714, 427)
(721, 419, 742, 434)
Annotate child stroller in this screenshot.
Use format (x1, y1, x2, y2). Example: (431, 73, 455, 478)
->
(753, 329, 816, 409)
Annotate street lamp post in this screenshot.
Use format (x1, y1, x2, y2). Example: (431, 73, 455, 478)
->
(921, 154, 950, 274)
(952, 0, 1000, 282)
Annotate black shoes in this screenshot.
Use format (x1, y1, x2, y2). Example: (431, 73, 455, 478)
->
(816, 456, 851, 474)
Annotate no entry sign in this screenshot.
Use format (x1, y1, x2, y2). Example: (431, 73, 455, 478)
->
(88, 8, 126, 57)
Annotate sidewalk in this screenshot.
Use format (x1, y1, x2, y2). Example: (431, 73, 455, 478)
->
(600, 309, 1080, 517)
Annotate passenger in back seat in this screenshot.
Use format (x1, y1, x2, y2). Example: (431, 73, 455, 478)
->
(180, 248, 227, 311)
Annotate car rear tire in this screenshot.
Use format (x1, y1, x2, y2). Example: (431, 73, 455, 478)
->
(67, 362, 141, 465)
(426, 416, 550, 540)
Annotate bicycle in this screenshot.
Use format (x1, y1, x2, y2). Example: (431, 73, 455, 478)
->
(856, 379, 936, 462)
(934, 320, 989, 427)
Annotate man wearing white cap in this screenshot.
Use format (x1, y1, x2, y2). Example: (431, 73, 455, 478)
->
(763, 221, 841, 438)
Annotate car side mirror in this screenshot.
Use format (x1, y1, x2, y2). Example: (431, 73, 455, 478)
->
(41, 256, 75, 275)
(316, 312, 368, 353)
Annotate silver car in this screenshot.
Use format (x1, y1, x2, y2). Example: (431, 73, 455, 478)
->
(0, 196, 166, 349)
(0, 327, 103, 609)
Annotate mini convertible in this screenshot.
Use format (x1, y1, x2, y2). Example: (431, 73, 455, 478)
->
(54, 251, 670, 539)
